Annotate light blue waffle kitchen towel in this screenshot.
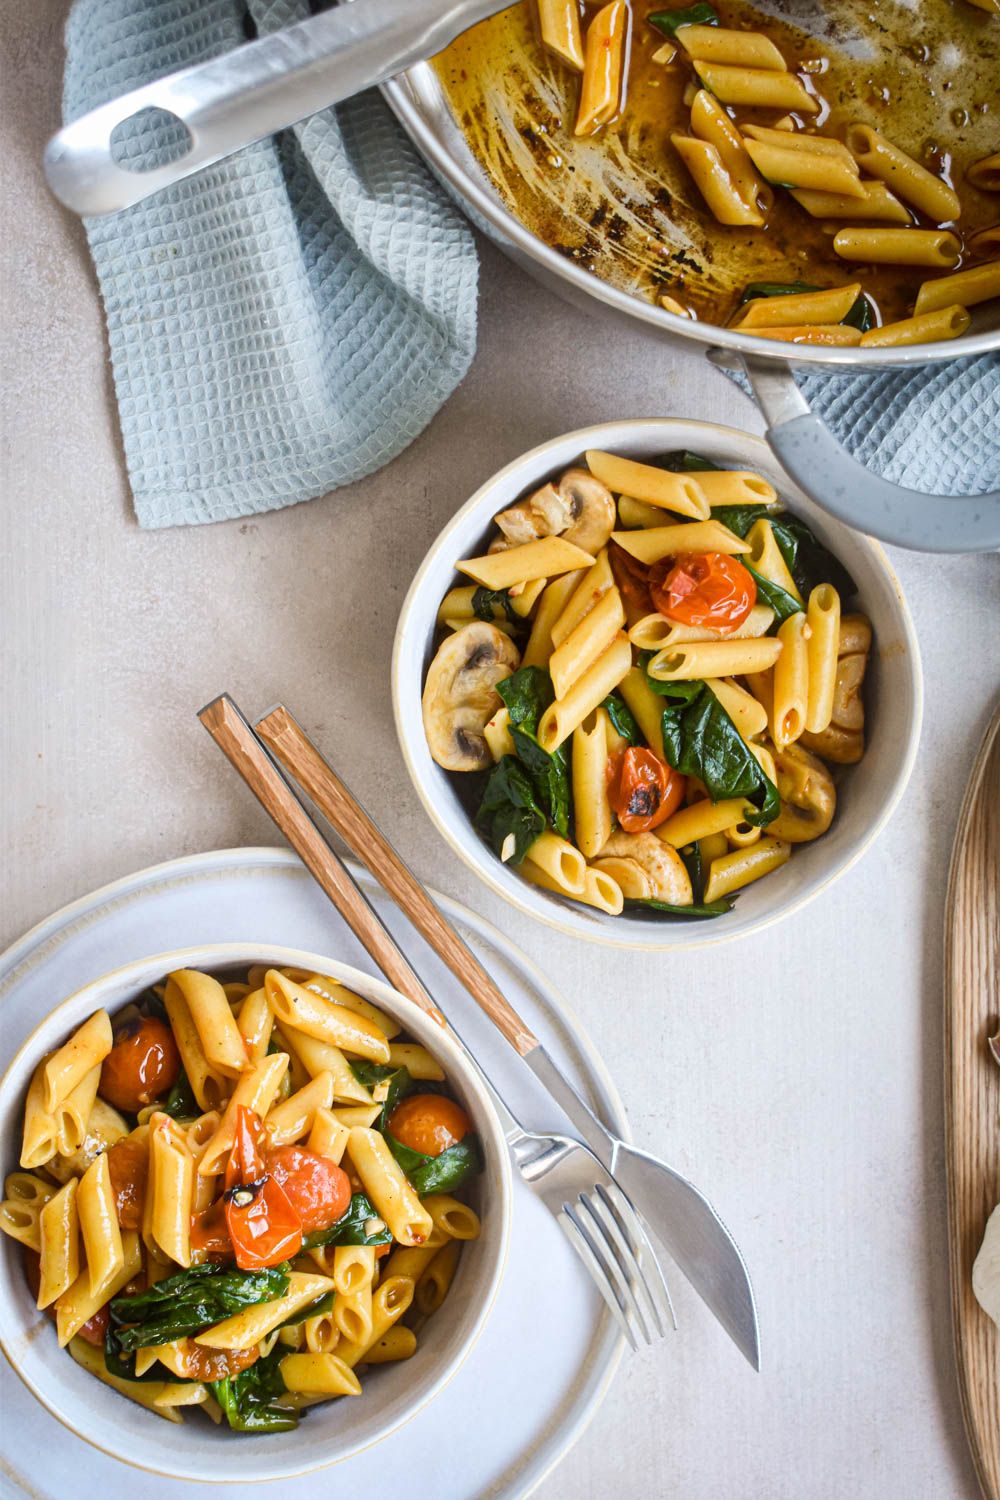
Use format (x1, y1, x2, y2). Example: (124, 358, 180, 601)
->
(64, 0, 478, 529)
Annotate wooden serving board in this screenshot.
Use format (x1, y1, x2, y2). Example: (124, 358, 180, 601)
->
(945, 702, 1000, 1500)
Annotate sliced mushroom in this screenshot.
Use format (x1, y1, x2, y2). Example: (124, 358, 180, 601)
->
(590, 855, 654, 900)
(44, 1098, 129, 1184)
(597, 831, 693, 904)
(830, 652, 867, 732)
(799, 724, 864, 765)
(839, 613, 872, 656)
(422, 622, 521, 772)
(492, 468, 615, 555)
(767, 742, 836, 843)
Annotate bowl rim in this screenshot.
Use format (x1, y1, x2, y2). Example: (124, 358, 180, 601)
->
(0, 942, 513, 1483)
(391, 417, 924, 952)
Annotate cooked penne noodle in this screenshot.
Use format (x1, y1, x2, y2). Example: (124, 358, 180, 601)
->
(677, 25, 785, 69)
(279, 1352, 361, 1398)
(78, 1150, 125, 1296)
(149, 1111, 194, 1267)
(741, 124, 858, 163)
(790, 181, 911, 223)
(331, 1104, 383, 1129)
(611, 519, 748, 563)
(265, 970, 391, 1063)
(549, 584, 625, 698)
(693, 470, 777, 507)
(860, 304, 971, 346)
(913, 260, 1000, 315)
(550, 551, 615, 647)
(483, 705, 515, 762)
(458, 536, 595, 590)
(524, 831, 588, 894)
(197, 1052, 289, 1175)
(299, 973, 401, 1039)
(832, 227, 960, 268)
(195, 1273, 336, 1350)
(657, 797, 755, 848)
(334, 1280, 373, 1346)
(337, 1276, 414, 1368)
(56, 1231, 141, 1347)
(805, 584, 841, 733)
(347, 1128, 434, 1246)
(725, 820, 762, 849)
(0, 1199, 41, 1250)
(307, 1106, 351, 1165)
(168, 970, 248, 1079)
(42, 1011, 113, 1112)
(415, 1239, 461, 1316)
(732, 283, 862, 329)
(281, 1027, 373, 1104)
(968, 226, 1000, 258)
(967, 153, 1000, 192)
(303, 1310, 339, 1353)
(706, 677, 768, 740)
(617, 665, 668, 759)
(383, 1242, 445, 1284)
(362, 1326, 418, 1364)
(54, 1063, 101, 1157)
(617, 494, 676, 529)
(236, 987, 273, 1063)
(507, 576, 548, 612)
(771, 612, 811, 748)
(537, 633, 632, 750)
(590, 855, 653, 899)
(742, 138, 865, 197)
(333, 1244, 376, 1296)
(628, 603, 774, 651)
(692, 62, 818, 113)
(585, 450, 710, 518)
(538, 0, 584, 70)
(163, 982, 229, 1113)
(523, 861, 625, 914)
(704, 837, 792, 902)
(385, 1043, 446, 1081)
(747, 325, 864, 345)
(690, 91, 773, 219)
(522, 569, 587, 668)
(647, 636, 782, 682)
(844, 123, 961, 221)
(575, 0, 628, 136)
(746, 518, 803, 602)
(573, 709, 614, 859)
(671, 134, 767, 226)
(265, 1071, 335, 1147)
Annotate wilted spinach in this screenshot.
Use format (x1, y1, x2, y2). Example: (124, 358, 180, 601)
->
(386, 1133, 482, 1197)
(471, 587, 521, 625)
(743, 563, 802, 629)
(110, 1263, 289, 1351)
(159, 1066, 197, 1120)
(602, 693, 641, 744)
(302, 1193, 392, 1251)
(475, 756, 546, 864)
(649, 2, 719, 37)
(212, 1346, 296, 1433)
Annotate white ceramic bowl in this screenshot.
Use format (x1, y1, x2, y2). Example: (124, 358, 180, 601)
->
(393, 419, 923, 950)
(0, 944, 512, 1482)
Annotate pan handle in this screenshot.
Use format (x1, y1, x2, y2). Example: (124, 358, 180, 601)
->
(44, 0, 504, 217)
(743, 356, 1000, 554)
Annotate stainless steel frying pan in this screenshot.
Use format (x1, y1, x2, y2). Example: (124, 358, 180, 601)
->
(43, 0, 1000, 551)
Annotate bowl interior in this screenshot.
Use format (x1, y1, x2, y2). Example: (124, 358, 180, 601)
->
(393, 419, 923, 951)
(0, 945, 511, 1482)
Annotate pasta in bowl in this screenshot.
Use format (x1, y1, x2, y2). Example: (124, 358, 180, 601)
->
(0, 945, 511, 1481)
(393, 419, 922, 948)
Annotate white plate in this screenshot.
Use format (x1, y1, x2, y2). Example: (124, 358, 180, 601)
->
(0, 848, 626, 1500)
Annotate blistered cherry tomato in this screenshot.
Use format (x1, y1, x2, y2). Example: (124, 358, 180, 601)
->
(190, 1194, 232, 1258)
(264, 1146, 351, 1234)
(222, 1106, 302, 1270)
(99, 1016, 180, 1113)
(650, 551, 756, 634)
(171, 1337, 259, 1382)
(607, 747, 685, 832)
(609, 543, 653, 616)
(106, 1134, 149, 1229)
(77, 1304, 110, 1347)
(387, 1095, 472, 1158)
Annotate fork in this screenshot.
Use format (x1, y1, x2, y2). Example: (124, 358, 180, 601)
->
(198, 692, 675, 1350)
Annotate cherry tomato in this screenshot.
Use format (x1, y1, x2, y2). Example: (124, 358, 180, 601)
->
(106, 1134, 149, 1230)
(264, 1146, 351, 1234)
(190, 1193, 232, 1257)
(607, 747, 685, 832)
(224, 1106, 266, 1192)
(609, 543, 653, 616)
(99, 1016, 180, 1114)
(649, 551, 756, 634)
(171, 1338, 259, 1382)
(387, 1095, 472, 1158)
(222, 1106, 302, 1269)
(77, 1304, 111, 1347)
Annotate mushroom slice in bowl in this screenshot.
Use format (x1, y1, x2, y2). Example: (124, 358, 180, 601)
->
(422, 622, 521, 772)
(595, 831, 693, 905)
(767, 743, 836, 843)
(494, 468, 615, 555)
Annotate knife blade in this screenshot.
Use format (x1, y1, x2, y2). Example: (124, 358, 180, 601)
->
(527, 1045, 761, 1370)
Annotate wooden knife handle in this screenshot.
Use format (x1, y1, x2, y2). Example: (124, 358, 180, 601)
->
(256, 704, 540, 1058)
(198, 694, 446, 1027)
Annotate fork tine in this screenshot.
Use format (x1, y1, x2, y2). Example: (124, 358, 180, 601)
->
(564, 1199, 646, 1348)
(590, 1183, 673, 1339)
(578, 1191, 656, 1345)
(601, 1182, 677, 1334)
(558, 1203, 639, 1350)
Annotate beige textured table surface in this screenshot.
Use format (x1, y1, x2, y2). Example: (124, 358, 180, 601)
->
(3, 6, 1000, 1498)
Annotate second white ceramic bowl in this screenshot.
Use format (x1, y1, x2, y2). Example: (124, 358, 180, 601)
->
(0, 944, 512, 1482)
(392, 419, 923, 950)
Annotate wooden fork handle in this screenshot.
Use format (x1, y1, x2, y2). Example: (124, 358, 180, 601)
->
(198, 694, 446, 1027)
(255, 704, 541, 1058)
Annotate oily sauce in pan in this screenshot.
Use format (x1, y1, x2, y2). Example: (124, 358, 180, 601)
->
(432, 0, 999, 326)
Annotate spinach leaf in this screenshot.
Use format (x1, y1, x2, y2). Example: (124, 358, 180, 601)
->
(628, 896, 738, 918)
(110, 1263, 289, 1351)
(212, 1346, 296, 1433)
(842, 293, 875, 333)
(656, 449, 721, 472)
(138, 987, 169, 1024)
(497, 667, 571, 838)
(707, 504, 771, 538)
(472, 586, 520, 625)
(739, 280, 818, 303)
(348, 1061, 414, 1130)
(768, 515, 856, 598)
(475, 756, 546, 864)
(647, 671, 779, 826)
(602, 693, 641, 744)
(386, 1133, 482, 1196)
(678, 840, 704, 902)
(649, 3, 719, 36)
(743, 562, 802, 629)
(302, 1193, 392, 1250)
(159, 1066, 197, 1120)
(104, 1322, 186, 1385)
(278, 1291, 335, 1329)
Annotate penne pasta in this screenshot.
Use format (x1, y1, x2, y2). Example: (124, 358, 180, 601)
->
(704, 837, 792, 902)
(844, 123, 960, 221)
(732, 284, 862, 330)
(68, 1336, 182, 1420)
(385, 1043, 446, 1081)
(647, 636, 782, 682)
(538, 0, 584, 70)
(611, 520, 749, 563)
(617, 665, 667, 760)
(677, 25, 785, 69)
(549, 585, 625, 699)
(690, 90, 773, 220)
(523, 861, 625, 914)
(575, 0, 628, 136)
(967, 153, 1000, 193)
(832, 227, 960, 268)
(265, 1072, 335, 1147)
(573, 709, 614, 859)
(163, 982, 229, 1113)
(742, 138, 865, 198)
(299, 973, 401, 1039)
(791, 182, 911, 223)
(423, 1194, 482, 1241)
(672, 135, 766, 226)
(522, 569, 587, 669)
(78, 1150, 125, 1296)
(706, 677, 768, 740)
(913, 261, 1000, 316)
(362, 1325, 417, 1364)
(746, 518, 803, 602)
(54, 1063, 101, 1157)
(197, 1052, 289, 1175)
(195, 1272, 335, 1350)
(265, 970, 390, 1064)
(168, 970, 248, 1079)
(333, 1244, 376, 1296)
(42, 1011, 112, 1112)
(149, 1111, 194, 1267)
(415, 1239, 461, 1316)
(805, 584, 841, 733)
(279, 1351, 361, 1398)
(337, 1276, 414, 1368)
(657, 798, 754, 849)
(281, 1026, 373, 1104)
(628, 603, 774, 652)
(236, 987, 273, 1063)
(307, 1106, 351, 1165)
(524, 831, 588, 894)
(585, 451, 710, 518)
(537, 633, 632, 751)
(56, 1231, 141, 1347)
(458, 536, 595, 590)
(692, 62, 818, 113)
(550, 550, 615, 647)
(347, 1128, 434, 1246)
(771, 612, 811, 748)
(746, 325, 863, 346)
